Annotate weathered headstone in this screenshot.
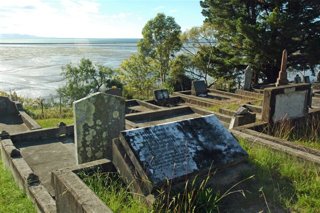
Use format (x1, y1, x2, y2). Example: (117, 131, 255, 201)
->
(113, 115, 248, 195)
(303, 76, 311, 83)
(243, 66, 254, 90)
(294, 74, 302, 83)
(74, 92, 125, 164)
(262, 84, 311, 123)
(154, 89, 169, 102)
(229, 106, 256, 129)
(276, 49, 289, 87)
(191, 80, 207, 96)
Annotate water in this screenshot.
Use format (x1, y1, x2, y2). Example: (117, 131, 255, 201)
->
(0, 38, 138, 98)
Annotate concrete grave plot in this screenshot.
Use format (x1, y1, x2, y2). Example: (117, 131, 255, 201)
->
(0, 125, 76, 213)
(124, 105, 231, 128)
(74, 92, 125, 164)
(262, 83, 311, 123)
(125, 99, 162, 114)
(113, 115, 248, 195)
(0, 96, 41, 134)
(52, 159, 115, 213)
(232, 108, 320, 166)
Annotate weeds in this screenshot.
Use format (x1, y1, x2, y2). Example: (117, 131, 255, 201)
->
(264, 113, 320, 149)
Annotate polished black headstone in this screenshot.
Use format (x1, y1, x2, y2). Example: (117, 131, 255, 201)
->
(120, 115, 248, 185)
(191, 80, 207, 96)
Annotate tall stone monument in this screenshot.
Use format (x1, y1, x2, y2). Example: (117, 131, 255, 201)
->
(275, 49, 289, 87)
(243, 66, 254, 90)
(74, 92, 125, 164)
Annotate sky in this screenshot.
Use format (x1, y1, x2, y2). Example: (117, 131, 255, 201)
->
(0, 0, 204, 38)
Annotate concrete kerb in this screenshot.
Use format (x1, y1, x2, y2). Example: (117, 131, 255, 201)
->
(19, 110, 41, 130)
(0, 137, 56, 213)
(231, 110, 320, 165)
(52, 159, 115, 213)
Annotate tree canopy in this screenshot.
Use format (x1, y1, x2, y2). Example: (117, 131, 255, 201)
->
(58, 58, 121, 103)
(200, 0, 320, 83)
(138, 13, 182, 84)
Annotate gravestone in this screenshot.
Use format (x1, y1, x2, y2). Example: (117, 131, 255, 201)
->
(154, 89, 169, 102)
(113, 115, 248, 195)
(262, 84, 311, 123)
(229, 106, 256, 129)
(243, 66, 254, 90)
(74, 92, 125, 164)
(191, 80, 207, 96)
(294, 74, 302, 84)
(276, 49, 289, 87)
(303, 76, 311, 83)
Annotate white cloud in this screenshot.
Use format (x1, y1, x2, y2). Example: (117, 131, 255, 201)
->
(0, 0, 143, 38)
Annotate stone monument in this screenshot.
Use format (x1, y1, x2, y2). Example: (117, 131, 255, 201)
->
(191, 80, 207, 96)
(154, 89, 169, 104)
(262, 84, 311, 123)
(113, 115, 248, 195)
(243, 66, 254, 90)
(294, 74, 302, 84)
(74, 92, 125, 164)
(229, 106, 256, 129)
(303, 76, 311, 84)
(275, 49, 289, 87)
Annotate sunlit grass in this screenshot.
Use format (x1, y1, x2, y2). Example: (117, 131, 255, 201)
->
(238, 138, 320, 211)
(0, 158, 35, 213)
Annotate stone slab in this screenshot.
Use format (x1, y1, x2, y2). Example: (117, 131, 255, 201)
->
(74, 92, 125, 164)
(262, 84, 311, 123)
(119, 115, 248, 188)
(243, 66, 254, 90)
(191, 80, 207, 96)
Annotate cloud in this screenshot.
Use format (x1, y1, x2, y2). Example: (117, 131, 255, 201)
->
(0, 0, 143, 38)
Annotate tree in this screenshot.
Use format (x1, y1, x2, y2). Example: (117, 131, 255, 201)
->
(200, 0, 320, 83)
(118, 54, 157, 98)
(58, 58, 120, 103)
(138, 13, 182, 84)
(180, 23, 240, 83)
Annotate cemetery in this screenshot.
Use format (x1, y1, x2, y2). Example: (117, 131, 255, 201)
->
(1, 61, 320, 211)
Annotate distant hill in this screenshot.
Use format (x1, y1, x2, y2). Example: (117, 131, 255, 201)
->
(0, 34, 41, 39)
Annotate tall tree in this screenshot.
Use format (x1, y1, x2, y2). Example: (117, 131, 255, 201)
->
(138, 13, 182, 84)
(180, 23, 240, 83)
(201, 0, 320, 83)
(118, 54, 157, 98)
(58, 58, 120, 103)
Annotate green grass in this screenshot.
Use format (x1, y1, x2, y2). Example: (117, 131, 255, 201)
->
(0, 158, 36, 213)
(35, 118, 73, 128)
(237, 138, 320, 212)
(81, 172, 151, 212)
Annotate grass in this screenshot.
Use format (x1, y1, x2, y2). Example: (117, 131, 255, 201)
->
(263, 113, 320, 150)
(81, 172, 151, 212)
(234, 138, 320, 212)
(35, 118, 74, 128)
(0, 158, 36, 213)
(79, 138, 320, 212)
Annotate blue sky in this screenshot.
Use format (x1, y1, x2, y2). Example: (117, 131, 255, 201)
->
(0, 0, 204, 38)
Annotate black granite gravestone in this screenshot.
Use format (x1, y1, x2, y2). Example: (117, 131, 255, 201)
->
(114, 115, 248, 194)
(191, 80, 207, 96)
(154, 89, 169, 102)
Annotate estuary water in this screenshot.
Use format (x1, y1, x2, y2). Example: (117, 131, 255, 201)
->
(0, 38, 138, 98)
